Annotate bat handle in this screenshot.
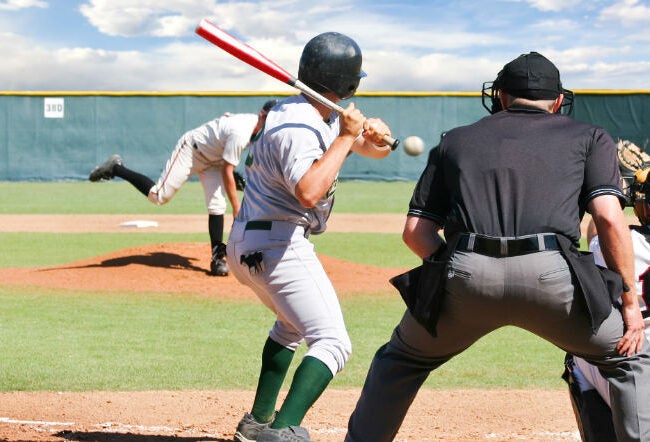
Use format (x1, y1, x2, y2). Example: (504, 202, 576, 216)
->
(382, 135, 400, 151)
(292, 79, 400, 151)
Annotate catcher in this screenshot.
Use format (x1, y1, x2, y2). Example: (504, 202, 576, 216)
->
(88, 99, 278, 277)
(564, 139, 650, 442)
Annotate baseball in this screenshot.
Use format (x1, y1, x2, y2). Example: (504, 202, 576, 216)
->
(403, 136, 425, 156)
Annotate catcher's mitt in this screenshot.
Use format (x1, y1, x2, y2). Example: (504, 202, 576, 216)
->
(617, 139, 650, 177)
(234, 170, 246, 191)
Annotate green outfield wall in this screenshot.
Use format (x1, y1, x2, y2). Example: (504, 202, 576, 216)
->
(0, 91, 648, 182)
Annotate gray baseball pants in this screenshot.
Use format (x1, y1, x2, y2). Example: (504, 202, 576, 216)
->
(345, 249, 650, 442)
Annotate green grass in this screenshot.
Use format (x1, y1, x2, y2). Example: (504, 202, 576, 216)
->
(0, 180, 415, 214)
(0, 288, 565, 392)
(0, 181, 570, 392)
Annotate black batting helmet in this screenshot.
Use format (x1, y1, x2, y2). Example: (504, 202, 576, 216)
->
(298, 32, 366, 100)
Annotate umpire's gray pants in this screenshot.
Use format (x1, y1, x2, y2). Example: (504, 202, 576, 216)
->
(345, 249, 650, 442)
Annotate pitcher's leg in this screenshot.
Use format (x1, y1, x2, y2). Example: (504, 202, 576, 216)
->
(148, 139, 194, 204)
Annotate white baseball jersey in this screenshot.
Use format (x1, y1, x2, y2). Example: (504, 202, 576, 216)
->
(191, 112, 259, 167)
(573, 225, 650, 406)
(226, 94, 352, 377)
(236, 94, 340, 234)
(148, 112, 258, 215)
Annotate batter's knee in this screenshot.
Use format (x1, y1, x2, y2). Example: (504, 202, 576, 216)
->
(307, 337, 352, 376)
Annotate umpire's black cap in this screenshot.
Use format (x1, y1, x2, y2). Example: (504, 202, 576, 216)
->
(497, 52, 563, 100)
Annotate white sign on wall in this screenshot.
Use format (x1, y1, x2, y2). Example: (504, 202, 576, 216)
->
(44, 97, 65, 118)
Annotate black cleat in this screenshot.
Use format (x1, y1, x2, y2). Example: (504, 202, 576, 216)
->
(89, 154, 123, 182)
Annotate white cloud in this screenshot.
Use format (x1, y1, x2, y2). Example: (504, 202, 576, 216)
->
(1, 1, 649, 92)
(361, 51, 502, 91)
(524, 45, 650, 89)
(79, 0, 218, 37)
(77, 0, 354, 40)
(524, 0, 583, 12)
(1, 31, 649, 92)
(0, 0, 47, 11)
(599, 0, 650, 27)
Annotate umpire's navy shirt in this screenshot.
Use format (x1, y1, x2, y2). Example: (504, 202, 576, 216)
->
(408, 105, 626, 246)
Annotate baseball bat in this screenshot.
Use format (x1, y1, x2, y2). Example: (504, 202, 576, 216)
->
(195, 19, 399, 150)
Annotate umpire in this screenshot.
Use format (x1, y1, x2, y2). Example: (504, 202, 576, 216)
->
(345, 52, 650, 442)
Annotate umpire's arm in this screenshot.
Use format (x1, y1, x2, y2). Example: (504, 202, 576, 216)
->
(403, 216, 444, 260)
(589, 194, 645, 355)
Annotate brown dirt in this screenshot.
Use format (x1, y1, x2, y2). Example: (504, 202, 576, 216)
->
(0, 243, 399, 300)
(0, 215, 581, 441)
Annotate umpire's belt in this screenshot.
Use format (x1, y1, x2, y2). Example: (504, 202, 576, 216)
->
(457, 233, 559, 258)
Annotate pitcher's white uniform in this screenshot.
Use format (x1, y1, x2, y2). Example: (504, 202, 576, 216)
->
(148, 112, 258, 215)
(226, 94, 351, 376)
(573, 226, 650, 406)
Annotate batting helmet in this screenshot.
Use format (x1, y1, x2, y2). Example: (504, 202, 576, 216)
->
(298, 32, 366, 100)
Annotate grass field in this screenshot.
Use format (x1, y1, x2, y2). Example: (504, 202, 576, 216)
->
(0, 181, 570, 392)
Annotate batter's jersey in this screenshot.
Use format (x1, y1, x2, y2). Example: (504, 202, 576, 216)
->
(590, 226, 650, 327)
(188, 112, 259, 167)
(236, 94, 340, 234)
(408, 105, 625, 245)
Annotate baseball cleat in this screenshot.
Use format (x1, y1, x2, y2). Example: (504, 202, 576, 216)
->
(89, 154, 123, 182)
(233, 412, 272, 442)
(210, 258, 229, 276)
(256, 426, 312, 442)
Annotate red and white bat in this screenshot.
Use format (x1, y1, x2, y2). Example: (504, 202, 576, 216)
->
(195, 19, 399, 150)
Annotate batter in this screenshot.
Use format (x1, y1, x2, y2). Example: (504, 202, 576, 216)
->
(226, 32, 393, 442)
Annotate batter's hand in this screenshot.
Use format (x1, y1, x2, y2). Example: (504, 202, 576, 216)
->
(617, 303, 646, 356)
(362, 118, 392, 148)
(339, 103, 365, 140)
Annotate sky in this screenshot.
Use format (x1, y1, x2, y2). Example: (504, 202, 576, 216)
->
(0, 0, 649, 93)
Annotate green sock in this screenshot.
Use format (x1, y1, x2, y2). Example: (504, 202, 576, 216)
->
(271, 356, 334, 428)
(251, 338, 294, 423)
